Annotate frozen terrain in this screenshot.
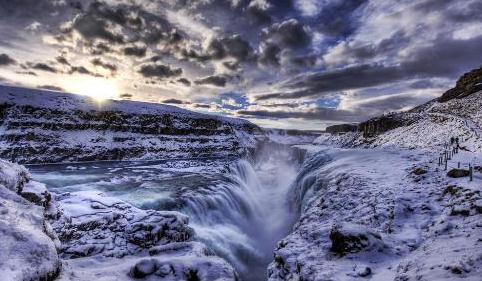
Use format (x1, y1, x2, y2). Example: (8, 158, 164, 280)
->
(0, 85, 264, 164)
(1, 68, 481, 281)
(268, 146, 482, 281)
(26, 143, 305, 281)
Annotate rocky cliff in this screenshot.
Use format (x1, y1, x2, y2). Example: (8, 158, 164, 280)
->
(0, 85, 264, 163)
(320, 67, 482, 150)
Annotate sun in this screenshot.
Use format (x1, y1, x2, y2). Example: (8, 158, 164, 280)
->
(67, 77, 120, 102)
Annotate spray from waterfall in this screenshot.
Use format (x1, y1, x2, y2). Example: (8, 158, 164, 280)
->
(181, 143, 305, 281)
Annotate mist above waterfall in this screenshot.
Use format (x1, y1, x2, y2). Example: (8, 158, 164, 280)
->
(181, 144, 304, 281)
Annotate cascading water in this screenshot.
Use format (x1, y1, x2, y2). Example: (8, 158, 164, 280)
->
(29, 143, 306, 281)
(181, 144, 304, 281)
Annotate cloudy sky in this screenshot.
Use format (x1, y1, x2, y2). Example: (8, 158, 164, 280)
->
(0, 0, 481, 129)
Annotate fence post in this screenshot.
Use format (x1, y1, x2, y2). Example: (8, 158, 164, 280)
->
(458, 162, 460, 168)
(469, 165, 473, 182)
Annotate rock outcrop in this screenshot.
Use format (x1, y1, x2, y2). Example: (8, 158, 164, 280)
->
(439, 67, 482, 102)
(324, 124, 357, 135)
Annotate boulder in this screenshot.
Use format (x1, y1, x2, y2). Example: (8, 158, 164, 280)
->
(329, 223, 385, 255)
(447, 169, 470, 178)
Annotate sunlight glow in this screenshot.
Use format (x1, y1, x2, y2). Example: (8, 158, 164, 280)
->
(67, 77, 120, 102)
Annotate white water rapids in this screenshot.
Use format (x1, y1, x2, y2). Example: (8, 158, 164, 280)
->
(29, 144, 305, 281)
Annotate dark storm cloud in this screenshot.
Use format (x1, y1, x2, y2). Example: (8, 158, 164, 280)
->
(56, 56, 71, 66)
(162, 98, 189, 104)
(71, 10, 125, 44)
(177, 78, 191, 86)
(237, 107, 361, 122)
(123, 45, 147, 57)
(30, 63, 58, 73)
(120, 93, 133, 99)
(0, 53, 16, 65)
(88, 42, 112, 55)
(193, 103, 211, 109)
(246, 0, 272, 25)
(206, 35, 253, 61)
(195, 76, 227, 87)
(38, 85, 64, 92)
(261, 19, 311, 49)
(91, 58, 117, 72)
(258, 44, 281, 66)
(138, 63, 182, 79)
(258, 35, 482, 100)
(69, 66, 102, 77)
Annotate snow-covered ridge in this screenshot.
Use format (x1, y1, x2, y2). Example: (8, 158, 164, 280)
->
(0, 85, 264, 163)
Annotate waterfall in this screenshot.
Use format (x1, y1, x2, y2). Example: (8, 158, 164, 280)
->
(181, 144, 303, 281)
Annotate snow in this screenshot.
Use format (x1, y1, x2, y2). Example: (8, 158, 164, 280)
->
(268, 147, 482, 281)
(318, 91, 482, 151)
(0, 160, 61, 281)
(0, 85, 264, 164)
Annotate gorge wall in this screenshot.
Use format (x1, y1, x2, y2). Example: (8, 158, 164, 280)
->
(0, 85, 265, 163)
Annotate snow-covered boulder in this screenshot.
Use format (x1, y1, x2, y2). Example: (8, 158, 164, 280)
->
(0, 160, 60, 281)
(57, 242, 237, 281)
(51, 191, 195, 259)
(329, 223, 386, 255)
(0, 159, 29, 193)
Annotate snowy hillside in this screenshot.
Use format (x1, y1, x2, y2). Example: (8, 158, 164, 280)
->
(0, 85, 264, 163)
(268, 146, 482, 281)
(316, 68, 482, 151)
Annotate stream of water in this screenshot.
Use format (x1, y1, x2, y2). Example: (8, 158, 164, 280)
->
(28, 145, 304, 281)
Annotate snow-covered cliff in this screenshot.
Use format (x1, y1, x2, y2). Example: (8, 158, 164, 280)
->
(0, 85, 264, 163)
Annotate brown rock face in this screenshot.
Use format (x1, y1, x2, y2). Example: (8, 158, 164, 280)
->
(439, 67, 482, 102)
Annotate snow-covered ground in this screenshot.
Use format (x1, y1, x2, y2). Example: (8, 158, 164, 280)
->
(268, 146, 482, 281)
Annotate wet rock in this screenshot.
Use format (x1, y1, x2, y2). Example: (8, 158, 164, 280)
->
(443, 185, 460, 196)
(450, 205, 471, 217)
(356, 266, 372, 277)
(329, 223, 384, 255)
(20, 181, 51, 207)
(412, 167, 427, 175)
(447, 169, 470, 178)
(130, 258, 158, 278)
(474, 200, 482, 214)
